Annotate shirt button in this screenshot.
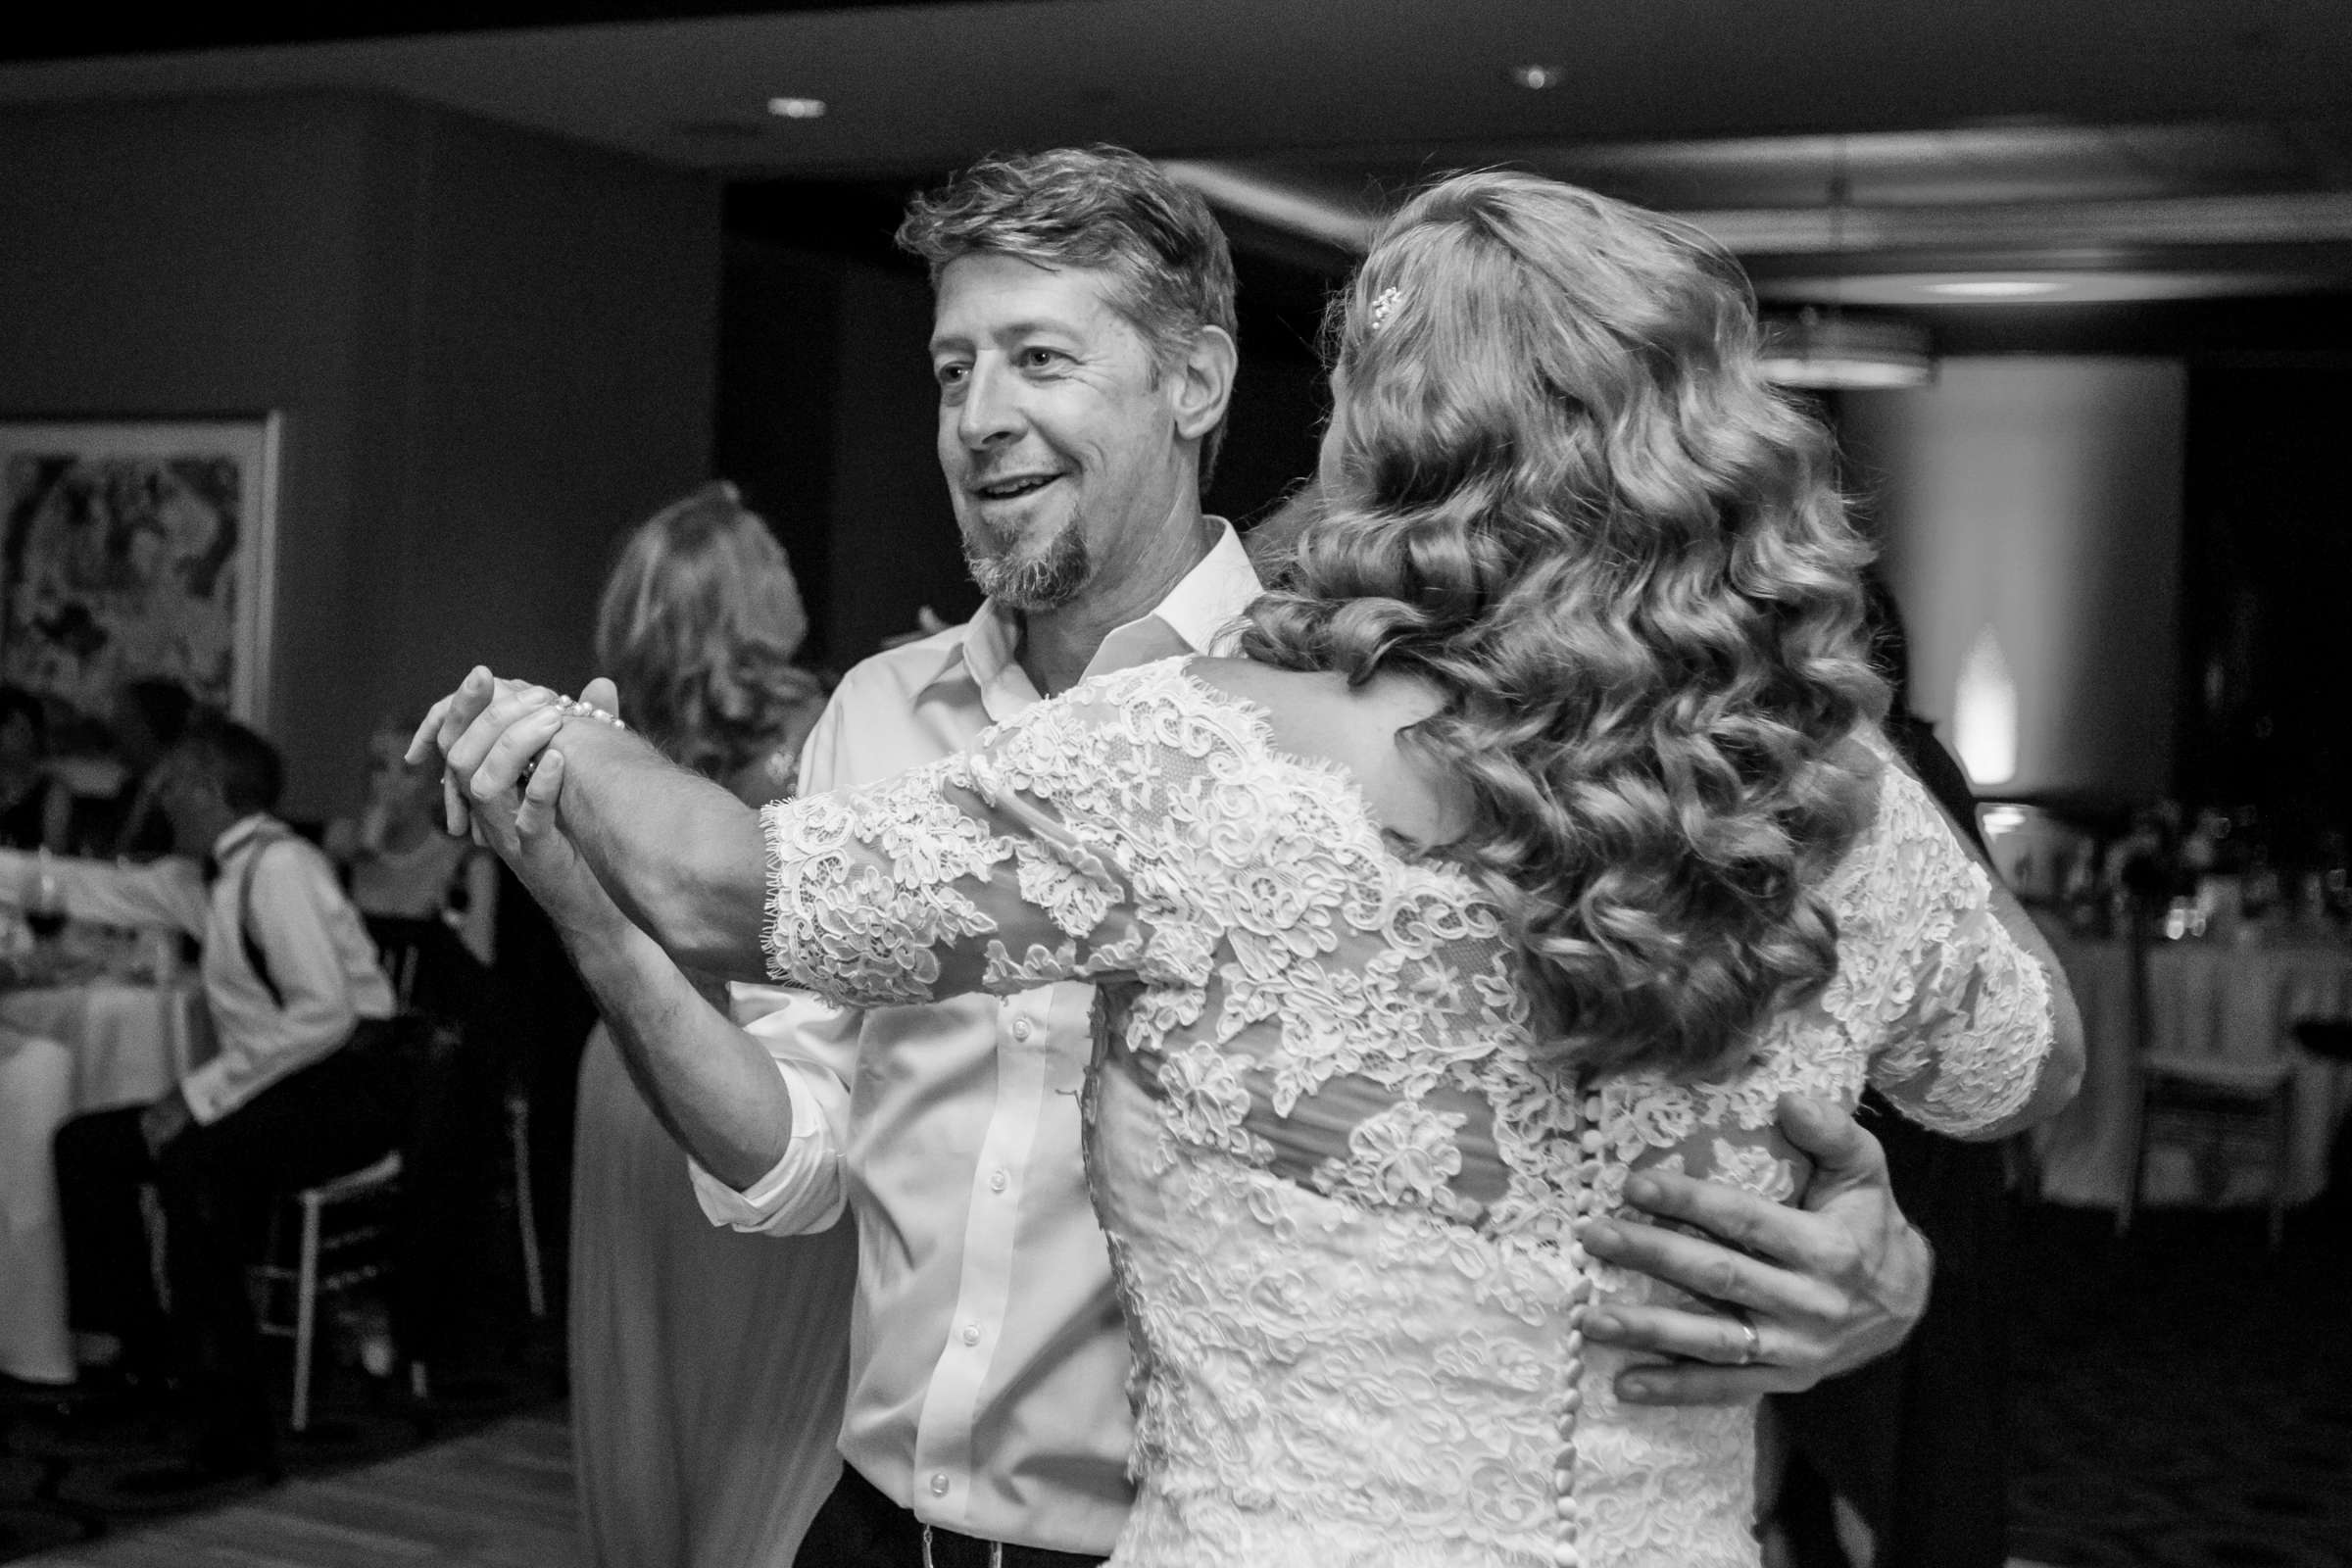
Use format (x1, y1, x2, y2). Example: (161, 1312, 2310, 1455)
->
(1011, 1018, 1034, 1042)
(961, 1323, 981, 1346)
(929, 1473, 951, 1497)
(989, 1169, 1008, 1193)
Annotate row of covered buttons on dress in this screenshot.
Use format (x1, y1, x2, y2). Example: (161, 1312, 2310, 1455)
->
(1551, 1084, 1607, 1568)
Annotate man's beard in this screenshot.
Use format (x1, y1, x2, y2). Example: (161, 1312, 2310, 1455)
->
(962, 515, 1093, 612)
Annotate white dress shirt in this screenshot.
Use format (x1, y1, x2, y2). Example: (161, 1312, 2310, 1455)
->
(691, 520, 1262, 1555)
(181, 815, 397, 1124)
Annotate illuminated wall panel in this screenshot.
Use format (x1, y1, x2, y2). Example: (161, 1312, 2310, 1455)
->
(1842, 358, 2184, 802)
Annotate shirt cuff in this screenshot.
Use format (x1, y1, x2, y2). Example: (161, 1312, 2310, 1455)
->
(686, 1054, 848, 1235)
(177, 1064, 230, 1126)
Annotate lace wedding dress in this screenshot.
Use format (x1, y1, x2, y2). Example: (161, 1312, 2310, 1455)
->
(760, 660, 2055, 1568)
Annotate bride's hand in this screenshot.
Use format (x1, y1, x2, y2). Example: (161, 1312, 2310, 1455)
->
(1574, 1094, 1931, 1404)
(406, 666, 567, 835)
(459, 678, 630, 940)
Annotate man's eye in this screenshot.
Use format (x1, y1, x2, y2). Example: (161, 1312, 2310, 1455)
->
(1018, 348, 1066, 370)
(935, 363, 969, 388)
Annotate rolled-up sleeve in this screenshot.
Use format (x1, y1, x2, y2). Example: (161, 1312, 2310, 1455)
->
(688, 984, 859, 1234)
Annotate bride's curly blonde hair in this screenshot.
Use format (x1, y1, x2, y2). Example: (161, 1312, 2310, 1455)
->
(1241, 172, 1886, 1077)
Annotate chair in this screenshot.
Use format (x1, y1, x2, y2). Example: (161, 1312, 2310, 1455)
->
(368, 916, 545, 1321)
(2117, 901, 2296, 1249)
(248, 1151, 404, 1431)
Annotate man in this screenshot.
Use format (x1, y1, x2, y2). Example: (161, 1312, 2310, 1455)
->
(53, 721, 402, 1493)
(425, 148, 1936, 1567)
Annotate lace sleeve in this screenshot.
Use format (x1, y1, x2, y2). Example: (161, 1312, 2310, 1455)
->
(1830, 746, 2058, 1135)
(758, 662, 1216, 1009)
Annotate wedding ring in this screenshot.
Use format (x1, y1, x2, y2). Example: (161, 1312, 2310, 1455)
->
(1733, 1316, 1762, 1366)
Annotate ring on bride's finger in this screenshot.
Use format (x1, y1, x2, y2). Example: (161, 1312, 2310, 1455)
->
(1732, 1315, 1762, 1366)
(517, 758, 537, 789)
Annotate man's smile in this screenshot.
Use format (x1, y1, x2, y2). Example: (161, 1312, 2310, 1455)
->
(971, 471, 1065, 502)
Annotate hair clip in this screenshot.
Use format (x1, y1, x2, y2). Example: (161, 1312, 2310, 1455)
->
(1369, 286, 1403, 331)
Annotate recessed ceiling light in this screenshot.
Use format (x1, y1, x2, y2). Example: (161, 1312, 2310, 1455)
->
(1922, 278, 2068, 299)
(767, 96, 827, 121)
(1507, 64, 1564, 90)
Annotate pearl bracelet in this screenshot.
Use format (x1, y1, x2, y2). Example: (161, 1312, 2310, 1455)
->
(551, 694, 626, 731)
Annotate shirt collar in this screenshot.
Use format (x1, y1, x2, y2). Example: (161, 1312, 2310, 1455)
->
(932, 517, 1262, 698)
(211, 812, 275, 864)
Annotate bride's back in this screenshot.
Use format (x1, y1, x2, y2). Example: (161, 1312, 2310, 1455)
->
(1186, 656, 1466, 849)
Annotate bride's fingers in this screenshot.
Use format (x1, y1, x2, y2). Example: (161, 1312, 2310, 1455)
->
(514, 748, 565, 839)
(1576, 1215, 1842, 1323)
(579, 676, 620, 717)
(445, 683, 558, 783)
(466, 706, 564, 803)
(434, 667, 497, 757)
(406, 694, 455, 766)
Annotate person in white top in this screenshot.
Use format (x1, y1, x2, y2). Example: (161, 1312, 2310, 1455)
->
(53, 721, 402, 1493)
(420, 148, 1942, 1568)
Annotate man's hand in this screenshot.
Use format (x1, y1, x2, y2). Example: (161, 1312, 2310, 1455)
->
(1578, 1094, 1931, 1405)
(139, 1087, 194, 1160)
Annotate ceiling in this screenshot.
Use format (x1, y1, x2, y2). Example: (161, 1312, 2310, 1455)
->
(6, 0, 2352, 302)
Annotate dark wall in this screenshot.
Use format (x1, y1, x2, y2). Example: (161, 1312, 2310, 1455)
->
(2177, 366, 2352, 853)
(0, 93, 720, 815)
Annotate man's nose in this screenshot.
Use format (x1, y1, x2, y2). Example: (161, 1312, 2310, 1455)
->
(955, 360, 1023, 449)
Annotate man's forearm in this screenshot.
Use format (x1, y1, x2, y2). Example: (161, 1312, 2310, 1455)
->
(558, 898, 798, 1189)
(545, 716, 773, 980)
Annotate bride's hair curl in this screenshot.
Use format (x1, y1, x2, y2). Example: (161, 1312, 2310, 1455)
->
(1240, 172, 1886, 1077)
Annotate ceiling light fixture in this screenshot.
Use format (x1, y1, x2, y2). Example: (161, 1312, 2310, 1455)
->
(1922, 278, 2067, 299)
(1759, 310, 1936, 389)
(1759, 139, 1934, 391)
(1507, 64, 1564, 89)
(766, 96, 827, 120)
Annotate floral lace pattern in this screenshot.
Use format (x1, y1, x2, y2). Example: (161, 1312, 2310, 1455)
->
(761, 660, 2056, 1567)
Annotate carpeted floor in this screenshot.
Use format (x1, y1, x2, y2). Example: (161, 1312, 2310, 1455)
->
(2005, 1202, 2352, 1568)
(0, 1321, 564, 1562)
(5, 1201, 2345, 1566)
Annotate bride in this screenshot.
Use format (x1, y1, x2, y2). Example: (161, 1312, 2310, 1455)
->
(423, 171, 2081, 1566)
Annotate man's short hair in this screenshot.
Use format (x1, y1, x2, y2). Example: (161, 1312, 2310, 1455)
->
(897, 145, 1239, 477)
(176, 720, 284, 816)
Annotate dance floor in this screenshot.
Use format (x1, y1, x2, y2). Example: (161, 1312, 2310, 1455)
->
(3, 1200, 2346, 1567)
(11, 1409, 575, 1568)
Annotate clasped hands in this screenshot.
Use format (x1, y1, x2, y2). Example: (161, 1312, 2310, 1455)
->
(410, 663, 1932, 1405)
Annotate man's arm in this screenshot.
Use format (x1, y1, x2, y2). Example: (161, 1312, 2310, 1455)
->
(1578, 1094, 1931, 1405)
(415, 669, 769, 980)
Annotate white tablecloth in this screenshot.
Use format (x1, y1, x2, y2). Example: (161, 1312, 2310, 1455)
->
(2034, 932, 2352, 1209)
(0, 981, 210, 1383)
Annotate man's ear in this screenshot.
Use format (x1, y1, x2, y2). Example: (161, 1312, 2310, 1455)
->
(1169, 324, 1238, 446)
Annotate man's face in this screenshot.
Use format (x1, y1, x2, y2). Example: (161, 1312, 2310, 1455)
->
(152, 755, 220, 852)
(929, 254, 1191, 612)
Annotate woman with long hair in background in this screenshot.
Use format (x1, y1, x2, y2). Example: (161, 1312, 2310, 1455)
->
(568, 483, 854, 1568)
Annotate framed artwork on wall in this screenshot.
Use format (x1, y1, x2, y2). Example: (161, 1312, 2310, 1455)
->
(0, 416, 279, 727)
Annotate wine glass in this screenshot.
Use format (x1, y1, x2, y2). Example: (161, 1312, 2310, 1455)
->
(24, 852, 66, 943)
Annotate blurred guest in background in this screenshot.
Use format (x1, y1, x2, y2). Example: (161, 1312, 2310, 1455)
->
(0, 685, 72, 852)
(326, 715, 501, 1021)
(566, 481, 854, 1568)
(51, 721, 401, 1494)
(93, 676, 197, 859)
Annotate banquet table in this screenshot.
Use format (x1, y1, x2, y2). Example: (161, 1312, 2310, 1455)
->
(2034, 926, 2352, 1210)
(0, 977, 210, 1384)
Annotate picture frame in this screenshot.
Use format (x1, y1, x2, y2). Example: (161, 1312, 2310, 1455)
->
(0, 415, 280, 727)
